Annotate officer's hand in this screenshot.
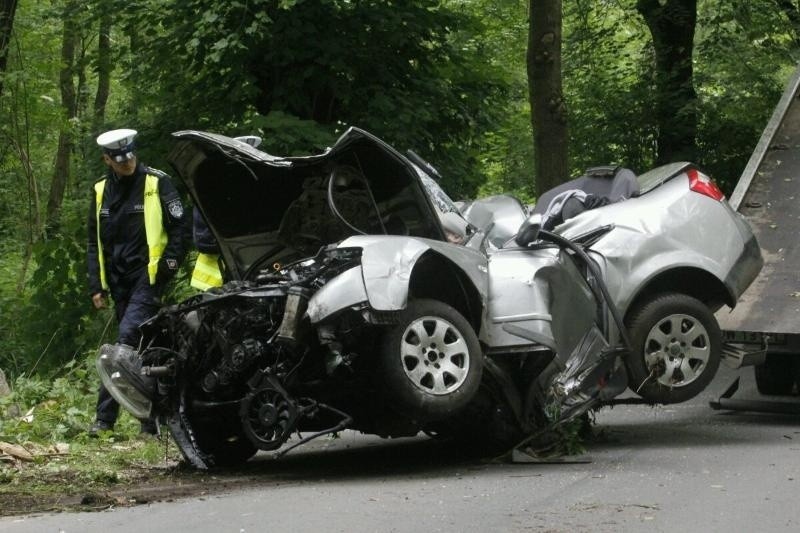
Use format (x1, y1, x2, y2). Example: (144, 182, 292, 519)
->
(92, 292, 107, 309)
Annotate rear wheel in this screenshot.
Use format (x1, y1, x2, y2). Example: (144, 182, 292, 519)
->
(380, 299, 483, 422)
(625, 293, 722, 404)
(754, 354, 796, 395)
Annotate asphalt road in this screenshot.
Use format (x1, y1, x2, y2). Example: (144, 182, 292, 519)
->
(3, 364, 799, 533)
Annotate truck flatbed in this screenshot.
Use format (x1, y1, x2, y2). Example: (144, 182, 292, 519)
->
(718, 66, 800, 336)
(714, 64, 800, 405)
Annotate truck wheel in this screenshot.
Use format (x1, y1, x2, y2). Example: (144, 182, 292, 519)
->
(380, 299, 483, 422)
(625, 293, 722, 404)
(754, 354, 796, 395)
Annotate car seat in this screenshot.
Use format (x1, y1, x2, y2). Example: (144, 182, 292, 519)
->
(532, 166, 639, 230)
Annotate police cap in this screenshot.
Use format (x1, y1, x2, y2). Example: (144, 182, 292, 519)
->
(97, 129, 137, 162)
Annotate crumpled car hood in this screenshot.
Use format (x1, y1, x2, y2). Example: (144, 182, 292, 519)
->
(167, 128, 447, 280)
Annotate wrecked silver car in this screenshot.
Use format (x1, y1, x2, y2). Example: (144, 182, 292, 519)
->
(97, 128, 762, 468)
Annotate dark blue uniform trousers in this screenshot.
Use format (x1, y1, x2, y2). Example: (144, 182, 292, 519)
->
(95, 272, 161, 425)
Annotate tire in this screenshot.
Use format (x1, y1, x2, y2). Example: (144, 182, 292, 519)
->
(426, 381, 524, 456)
(625, 293, 722, 404)
(754, 354, 796, 395)
(380, 299, 483, 422)
(190, 407, 258, 468)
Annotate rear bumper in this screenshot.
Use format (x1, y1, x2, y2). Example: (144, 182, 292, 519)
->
(723, 233, 763, 306)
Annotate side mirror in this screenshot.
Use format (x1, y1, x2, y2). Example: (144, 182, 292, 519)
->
(440, 211, 468, 244)
(514, 214, 543, 247)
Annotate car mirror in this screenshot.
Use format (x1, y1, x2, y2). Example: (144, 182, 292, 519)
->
(514, 214, 543, 247)
(440, 211, 468, 244)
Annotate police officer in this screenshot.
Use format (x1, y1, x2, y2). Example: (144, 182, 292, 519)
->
(189, 136, 260, 291)
(87, 129, 187, 437)
(190, 207, 223, 290)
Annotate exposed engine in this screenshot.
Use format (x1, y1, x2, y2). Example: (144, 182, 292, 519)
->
(129, 245, 372, 466)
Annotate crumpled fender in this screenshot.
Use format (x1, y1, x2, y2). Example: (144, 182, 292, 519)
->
(307, 265, 369, 323)
(307, 235, 488, 323)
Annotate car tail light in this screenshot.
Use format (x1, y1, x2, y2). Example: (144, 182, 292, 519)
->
(687, 168, 725, 201)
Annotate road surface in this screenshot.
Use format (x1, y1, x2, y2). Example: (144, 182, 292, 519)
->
(2, 364, 798, 533)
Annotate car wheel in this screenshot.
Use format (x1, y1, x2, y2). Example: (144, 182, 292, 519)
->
(425, 380, 524, 455)
(754, 354, 796, 395)
(380, 299, 483, 422)
(625, 293, 722, 404)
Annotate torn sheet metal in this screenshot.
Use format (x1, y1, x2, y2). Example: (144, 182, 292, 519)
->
(307, 265, 368, 323)
(339, 235, 489, 313)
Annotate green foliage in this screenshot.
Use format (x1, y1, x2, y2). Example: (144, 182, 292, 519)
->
(562, 0, 798, 192)
(564, 1, 659, 176)
(0, 355, 97, 442)
(16, 224, 111, 375)
(693, 0, 796, 190)
(249, 111, 337, 155)
(111, 0, 510, 197)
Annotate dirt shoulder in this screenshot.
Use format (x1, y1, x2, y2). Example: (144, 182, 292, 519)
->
(0, 438, 269, 516)
(0, 458, 278, 516)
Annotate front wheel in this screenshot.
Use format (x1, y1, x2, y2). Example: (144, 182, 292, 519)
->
(380, 299, 483, 422)
(178, 402, 258, 468)
(625, 293, 721, 404)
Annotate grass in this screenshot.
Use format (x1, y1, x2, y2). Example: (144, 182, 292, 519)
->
(0, 354, 188, 515)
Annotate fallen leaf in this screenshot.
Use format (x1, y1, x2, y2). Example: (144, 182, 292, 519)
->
(21, 406, 35, 423)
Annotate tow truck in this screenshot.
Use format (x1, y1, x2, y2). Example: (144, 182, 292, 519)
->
(713, 64, 800, 414)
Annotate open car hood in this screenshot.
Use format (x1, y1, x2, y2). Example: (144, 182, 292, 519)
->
(168, 128, 448, 280)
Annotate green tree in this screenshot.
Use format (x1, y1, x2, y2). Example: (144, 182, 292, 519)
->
(637, 0, 698, 164)
(0, 0, 18, 96)
(528, 0, 569, 195)
(115, 0, 509, 196)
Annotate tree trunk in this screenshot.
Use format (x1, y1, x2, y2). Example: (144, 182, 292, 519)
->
(92, 11, 112, 131)
(45, 3, 80, 234)
(637, 0, 698, 164)
(0, 0, 18, 97)
(528, 0, 569, 197)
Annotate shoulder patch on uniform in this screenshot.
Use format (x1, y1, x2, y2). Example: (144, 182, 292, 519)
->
(167, 199, 184, 219)
(145, 166, 170, 180)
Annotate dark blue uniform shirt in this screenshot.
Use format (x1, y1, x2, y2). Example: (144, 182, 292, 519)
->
(87, 163, 187, 296)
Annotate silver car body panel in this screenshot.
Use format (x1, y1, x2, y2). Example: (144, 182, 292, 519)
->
(342, 235, 489, 301)
(486, 246, 597, 354)
(555, 174, 761, 315)
(459, 195, 528, 248)
(307, 265, 368, 323)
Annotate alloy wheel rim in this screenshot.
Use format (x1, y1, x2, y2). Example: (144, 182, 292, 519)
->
(400, 316, 470, 395)
(644, 313, 710, 387)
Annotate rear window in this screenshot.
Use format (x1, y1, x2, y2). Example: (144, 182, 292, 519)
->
(636, 162, 692, 195)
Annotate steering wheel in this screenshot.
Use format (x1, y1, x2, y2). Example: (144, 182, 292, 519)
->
(326, 165, 386, 235)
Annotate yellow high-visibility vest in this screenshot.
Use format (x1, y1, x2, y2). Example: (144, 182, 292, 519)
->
(191, 252, 223, 290)
(94, 174, 168, 290)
